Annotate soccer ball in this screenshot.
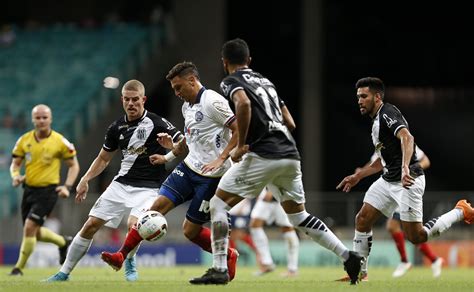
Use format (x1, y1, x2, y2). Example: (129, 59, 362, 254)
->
(136, 210, 168, 241)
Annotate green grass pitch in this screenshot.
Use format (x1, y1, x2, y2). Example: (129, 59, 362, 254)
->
(0, 266, 473, 292)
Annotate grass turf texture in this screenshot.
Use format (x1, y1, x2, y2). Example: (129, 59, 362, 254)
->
(0, 266, 473, 292)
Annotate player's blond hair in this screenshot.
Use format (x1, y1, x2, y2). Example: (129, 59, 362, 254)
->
(122, 80, 145, 96)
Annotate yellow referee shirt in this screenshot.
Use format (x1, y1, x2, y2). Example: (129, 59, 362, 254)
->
(12, 130, 77, 187)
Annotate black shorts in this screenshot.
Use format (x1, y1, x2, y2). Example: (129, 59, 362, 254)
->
(21, 185, 58, 225)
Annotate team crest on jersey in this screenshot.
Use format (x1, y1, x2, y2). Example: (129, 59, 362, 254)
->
(136, 127, 147, 140)
(195, 111, 204, 122)
(382, 114, 397, 128)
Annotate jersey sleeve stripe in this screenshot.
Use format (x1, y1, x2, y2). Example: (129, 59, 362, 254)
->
(393, 125, 406, 136)
(229, 87, 244, 100)
(102, 144, 114, 151)
(171, 131, 182, 142)
(224, 115, 236, 126)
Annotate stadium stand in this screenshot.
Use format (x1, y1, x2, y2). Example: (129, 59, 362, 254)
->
(0, 22, 163, 217)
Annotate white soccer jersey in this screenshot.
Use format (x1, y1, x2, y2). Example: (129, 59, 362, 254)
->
(182, 88, 235, 177)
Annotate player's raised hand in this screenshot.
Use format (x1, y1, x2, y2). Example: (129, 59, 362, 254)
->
(75, 179, 89, 203)
(149, 154, 167, 165)
(157, 133, 173, 149)
(336, 174, 360, 193)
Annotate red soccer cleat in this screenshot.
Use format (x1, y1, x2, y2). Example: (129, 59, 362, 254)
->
(101, 251, 125, 271)
(227, 248, 239, 281)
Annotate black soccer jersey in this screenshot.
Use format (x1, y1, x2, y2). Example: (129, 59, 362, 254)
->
(103, 110, 181, 188)
(372, 103, 424, 182)
(220, 69, 300, 159)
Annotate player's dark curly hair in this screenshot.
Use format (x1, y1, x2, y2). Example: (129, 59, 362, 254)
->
(222, 38, 250, 65)
(356, 77, 385, 100)
(166, 61, 200, 81)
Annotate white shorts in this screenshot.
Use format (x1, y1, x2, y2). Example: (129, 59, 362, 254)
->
(250, 185, 292, 227)
(364, 175, 425, 222)
(218, 153, 305, 204)
(89, 181, 158, 228)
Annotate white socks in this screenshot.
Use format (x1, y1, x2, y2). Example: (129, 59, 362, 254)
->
(60, 234, 92, 275)
(250, 227, 274, 266)
(287, 210, 349, 261)
(209, 196, 231, 272)
(283, 230, 299, 272)
(423, 209, 463, 239)
(353, 230, 373, 274)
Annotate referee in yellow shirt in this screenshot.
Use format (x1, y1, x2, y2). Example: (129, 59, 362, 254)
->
(9, 104, 80, 276)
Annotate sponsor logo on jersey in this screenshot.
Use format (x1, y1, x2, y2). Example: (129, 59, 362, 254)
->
(122, 145, 147, 156)
(119, 134, 124, 140)
(136, 127, 147, 140)
(195, 111, 203, 122)
(118, 124, 129, 130)
(382, 114, 397, 128)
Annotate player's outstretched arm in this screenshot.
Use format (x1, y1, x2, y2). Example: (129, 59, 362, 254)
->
(76, 149, 114, 203)
(336, 158, 383, 192)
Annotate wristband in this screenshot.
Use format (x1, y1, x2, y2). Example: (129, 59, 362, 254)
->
(164, 151, 177, 162)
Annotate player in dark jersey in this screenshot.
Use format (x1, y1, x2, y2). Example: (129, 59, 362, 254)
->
(45, 80, 181, 282)
(190, 38, 363, 285)
(337, 77, 473, 280)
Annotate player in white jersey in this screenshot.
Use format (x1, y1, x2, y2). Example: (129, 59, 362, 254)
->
(250, 185, 299, 277)
(45, 80, 181, 282)
(100, 62, 240, 281)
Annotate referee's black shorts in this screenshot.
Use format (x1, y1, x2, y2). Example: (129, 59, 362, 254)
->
(21, 184, 59, 225)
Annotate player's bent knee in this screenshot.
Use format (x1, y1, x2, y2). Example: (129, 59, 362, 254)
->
(80, 217, 104, 238)
(209, 196, 229, 220)
(355, 212, 372, 232)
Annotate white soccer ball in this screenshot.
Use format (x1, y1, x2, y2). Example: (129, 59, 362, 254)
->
(136, 210, 168, 242)
(103, 76, 120, 89)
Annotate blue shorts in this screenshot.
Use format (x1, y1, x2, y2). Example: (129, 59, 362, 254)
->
(160, 162, 220, 225)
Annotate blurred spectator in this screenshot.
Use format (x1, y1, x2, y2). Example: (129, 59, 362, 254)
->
(1, 107, 14, 129)
(0, 147, 9, 169)
(0, 24, 16, 47)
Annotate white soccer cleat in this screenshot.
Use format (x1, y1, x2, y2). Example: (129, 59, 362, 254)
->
(392, 262, 412, 278)
(431, 257, 443, 278)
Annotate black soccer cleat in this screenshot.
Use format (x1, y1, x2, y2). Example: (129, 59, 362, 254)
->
(59, 235, 73, 265)
(189, 268, 229, 285)
(9, 267, 23, 276)
(343, 251, 363, 285)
